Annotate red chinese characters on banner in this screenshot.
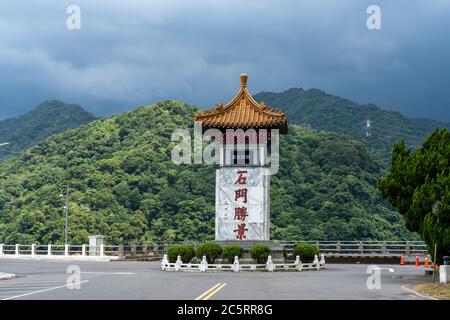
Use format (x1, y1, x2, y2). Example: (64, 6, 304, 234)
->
(233, 223, 248, 240)
(233, 170, 248, 240)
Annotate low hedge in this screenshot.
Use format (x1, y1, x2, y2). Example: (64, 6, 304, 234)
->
(222, 244, 244, 263)
(292, 242, 319, 262)
(250, 244, 271, 264)
(196, 242, 223, 263)
(167, 245, 195, 263)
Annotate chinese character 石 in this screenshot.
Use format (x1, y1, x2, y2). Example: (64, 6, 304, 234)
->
(234, 207, 248, 221)
(235, 170, 247, 185)
(234, 223, 248, 240)
(234, 188, 248, 203)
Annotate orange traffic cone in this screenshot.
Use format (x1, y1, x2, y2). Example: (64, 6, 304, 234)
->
(424, 257, 429, 267)
(415, 256, 420, 266)
(400, 255, 405, 265)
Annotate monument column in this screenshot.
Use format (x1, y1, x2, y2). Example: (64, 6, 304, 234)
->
(195, 73, 288, 245)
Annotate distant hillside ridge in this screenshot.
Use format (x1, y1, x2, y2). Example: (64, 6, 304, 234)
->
(0, 100, 96, 159)
(254, 88, 450, 165)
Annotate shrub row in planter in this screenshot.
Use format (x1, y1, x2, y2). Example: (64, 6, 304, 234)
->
(167, 242, 320, 264)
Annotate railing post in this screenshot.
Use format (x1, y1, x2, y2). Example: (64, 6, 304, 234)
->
(31, 244, 36, 257)
(381, 242, 387, 255)
(131, 243, 136, 258)
(0, 244, 3, 255)
(143, 244, 148, 257)
(315, 241, 320, 252)
(359, 241, 364, 254)
(15, 244, 19, 256)
(336, 241, 341, 253)
(100, 244, 104, 257)
(153, 243, 159, 257)
(82, 244, 86, 256)
(118, 244, 124, 258)
(64, 244, 69, 257)
(406, 242, 411, 256)
(47, 244, 52, 256)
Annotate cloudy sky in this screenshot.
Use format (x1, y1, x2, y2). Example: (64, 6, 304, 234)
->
(0, 0, 449, 121)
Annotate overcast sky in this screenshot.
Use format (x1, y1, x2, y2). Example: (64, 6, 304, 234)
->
(0, 0, 449, 121)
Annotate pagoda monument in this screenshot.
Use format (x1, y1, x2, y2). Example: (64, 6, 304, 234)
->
(195, 73, 288, 250)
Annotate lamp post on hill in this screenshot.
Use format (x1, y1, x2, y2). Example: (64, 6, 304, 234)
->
(60, 184, 70, 246)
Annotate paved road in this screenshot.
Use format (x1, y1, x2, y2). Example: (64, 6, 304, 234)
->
(0, 260, 434, 300)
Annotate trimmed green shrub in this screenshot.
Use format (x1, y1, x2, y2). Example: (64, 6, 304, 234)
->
(167, 245, 195, 263)
(196, 242, 223, 264)
(222, 244, 244, 263)
(292, 242, 319, 262)
(250, 244, 271, 264)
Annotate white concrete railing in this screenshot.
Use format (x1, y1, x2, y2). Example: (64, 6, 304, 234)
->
(0, 244, 118, 261)
(161, 254, 326, 272)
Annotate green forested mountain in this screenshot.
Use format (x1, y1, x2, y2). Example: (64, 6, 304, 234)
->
(0, 100, 418, 245)
(254, 88, 450, 165)
(0, 100, 96, 159)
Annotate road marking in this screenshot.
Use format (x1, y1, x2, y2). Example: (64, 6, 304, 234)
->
(400, 285, 438, 300)
(195, 283, 227, 300)
(1, 280, 89, 300)
(80, 272, 134, 275)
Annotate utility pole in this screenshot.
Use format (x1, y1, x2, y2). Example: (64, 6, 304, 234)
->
(61, 184, 70, 245)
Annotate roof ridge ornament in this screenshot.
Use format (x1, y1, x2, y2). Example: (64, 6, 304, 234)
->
(240, 73, 248, 87)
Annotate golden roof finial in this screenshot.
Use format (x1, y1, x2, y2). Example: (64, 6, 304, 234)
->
(240, 73, 248, 87)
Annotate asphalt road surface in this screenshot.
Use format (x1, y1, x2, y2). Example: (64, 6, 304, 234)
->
(0, 259, 435, 300)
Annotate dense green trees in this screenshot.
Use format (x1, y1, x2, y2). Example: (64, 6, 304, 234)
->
(0, 100, 96, 159)
(255, 88, 450, 166)
(0, 100, 418, 244)
(379, 129, 450, 262)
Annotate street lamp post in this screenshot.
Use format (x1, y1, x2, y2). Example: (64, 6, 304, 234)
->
(60, 184, 70, 246)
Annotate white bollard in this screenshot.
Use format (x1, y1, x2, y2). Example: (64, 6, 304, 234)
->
(200, 255, 208, 272)
(47, 244, 52, 256)
(295, 255, 302, 271)
(266, 255, 274, 272)
(161, 254, 168, 271)
(64, 244, 69, 257)
(314, 254, 320, 270)
(232, 256, 240, 272)
(100, 244, 105, 257)
(15, 244, 19, 256)
(31, 244, 36, 257)
(0, 244, 4, 256)
(82, 244, 86, 256)
(440, 265, 448, 284)
(320, 254, 325, 265)
(175, 255, 182, 271)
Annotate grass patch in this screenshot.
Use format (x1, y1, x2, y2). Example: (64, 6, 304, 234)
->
(414, 283, 450, 300)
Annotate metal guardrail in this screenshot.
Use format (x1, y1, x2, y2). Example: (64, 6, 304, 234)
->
(0, 241, 429, 260)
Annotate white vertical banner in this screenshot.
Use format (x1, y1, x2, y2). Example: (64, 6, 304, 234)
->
(215, 167, 270, 240)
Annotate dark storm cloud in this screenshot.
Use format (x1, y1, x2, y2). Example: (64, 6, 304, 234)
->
(0, 0, 449, 121)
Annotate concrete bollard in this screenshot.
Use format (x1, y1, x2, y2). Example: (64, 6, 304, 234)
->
(295, 255, 302, 271)
(440, 265, 448, 284)
(64, 244, 69, 257)
(0, 244, 3, 256)
(31, 244, 36, 257)
(100, 244, 105, 257)
(200, 255, 208, 272)
(47, 244, 52, 256)
(82, 244, 86, 256)
(15, 244, 19, 256)
(314, 254, 320, 270)
(175, 255, 182, 271)
(161, 254, 168, 271)
(266, 255, 274, 272)
(320, 254, 325, 265)
(232, 256, 240, 272)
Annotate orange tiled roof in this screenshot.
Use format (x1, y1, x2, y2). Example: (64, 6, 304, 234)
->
(195, 74, 288, 134)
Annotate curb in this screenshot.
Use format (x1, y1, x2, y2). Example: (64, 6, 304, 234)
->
(0, 272, 16, 280)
